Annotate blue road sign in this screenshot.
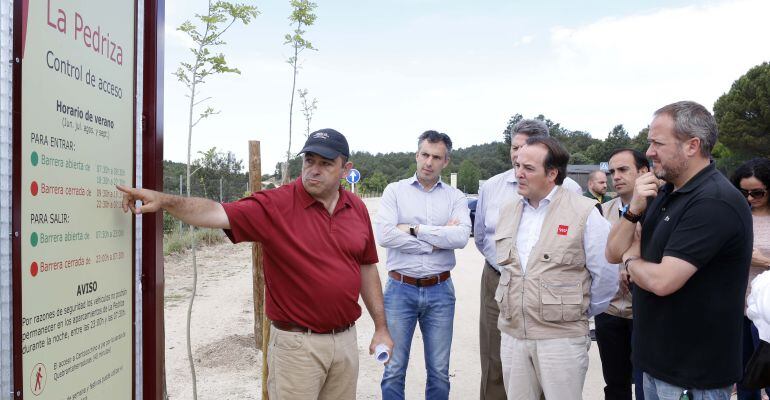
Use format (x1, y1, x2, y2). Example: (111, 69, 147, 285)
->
(346, 169, 361, 184)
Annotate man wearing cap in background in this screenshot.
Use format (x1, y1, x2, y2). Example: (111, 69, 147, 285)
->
(375, 130, 471, 400)
(118, 128, 393, 400)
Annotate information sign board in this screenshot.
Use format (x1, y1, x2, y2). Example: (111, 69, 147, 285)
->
(16, 1, 136, 398)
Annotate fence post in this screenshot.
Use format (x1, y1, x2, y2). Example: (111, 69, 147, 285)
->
(248, 141, 268, 400)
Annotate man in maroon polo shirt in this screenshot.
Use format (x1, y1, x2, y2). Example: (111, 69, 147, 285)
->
(118, 128, 393, 399)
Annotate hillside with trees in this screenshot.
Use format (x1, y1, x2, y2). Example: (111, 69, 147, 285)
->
(713, 61, 770, 171)
(168, 61, 769, 199)
(163, 148, 249, 203)
(271, 115, 650, 195)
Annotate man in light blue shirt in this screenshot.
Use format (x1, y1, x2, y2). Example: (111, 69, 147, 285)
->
(375, 130, 471, 400)
(474, 119, 583, 399)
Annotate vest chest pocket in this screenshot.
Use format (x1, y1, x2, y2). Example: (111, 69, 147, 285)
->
(540, 280, 583, 322)
(495, 235, 515, 266)
(494, 269, 513, 320)
(539, 250, 586, 267)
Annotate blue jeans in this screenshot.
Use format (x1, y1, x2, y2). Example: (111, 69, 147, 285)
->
(643, 373, 731, 400)
(381, 276, 455, 400)
(738, 316, 770, 400)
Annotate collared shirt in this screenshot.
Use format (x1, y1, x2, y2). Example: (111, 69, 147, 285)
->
(616, 200, 627, 217)
(583, 190, 612, 204)
(474, 169, 521, 271)
(374, 175, 471, 277)
(222, 178, 379, 332)
(516, 185, 616, 316)
(474, 172, 588, 271)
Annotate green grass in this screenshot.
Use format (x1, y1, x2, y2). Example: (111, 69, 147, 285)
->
(163, 227, 226, 256)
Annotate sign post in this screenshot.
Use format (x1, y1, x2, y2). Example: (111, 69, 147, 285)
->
(346, 168, 361, 194)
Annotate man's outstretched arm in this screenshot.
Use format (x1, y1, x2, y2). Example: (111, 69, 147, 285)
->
(117, 185, 230, 229)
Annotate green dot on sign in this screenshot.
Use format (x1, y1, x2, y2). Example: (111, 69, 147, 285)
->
(30, 232, 38, 247)
(30, 152, 38, 166)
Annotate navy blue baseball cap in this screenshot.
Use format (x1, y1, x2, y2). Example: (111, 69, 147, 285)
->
(299, 128, 350, 160)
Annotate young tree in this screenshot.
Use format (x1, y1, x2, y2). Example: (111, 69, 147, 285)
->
(298, 88, 318, 138)
(173, 2, 258, 398)
(282, 0, 318, 183)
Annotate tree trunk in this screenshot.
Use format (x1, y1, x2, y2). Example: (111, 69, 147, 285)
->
(284, 20, 302, 185)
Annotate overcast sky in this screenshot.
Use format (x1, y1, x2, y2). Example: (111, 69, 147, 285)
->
(162, 0, 770, 174)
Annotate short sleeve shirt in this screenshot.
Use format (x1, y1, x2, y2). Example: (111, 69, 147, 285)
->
(633, 162, 753, 389)
(221, 178, 379, 332)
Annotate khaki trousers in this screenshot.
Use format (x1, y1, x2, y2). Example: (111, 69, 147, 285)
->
(480, 262, 506, 399)
(267, 325, 358, 400)
(500, 333, 590, 400)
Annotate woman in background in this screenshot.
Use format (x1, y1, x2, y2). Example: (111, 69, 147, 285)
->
(732, 157, 770, 400)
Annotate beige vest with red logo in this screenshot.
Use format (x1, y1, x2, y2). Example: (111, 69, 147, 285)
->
(495, 186, 596, 339)
(601, 197, 633, 319)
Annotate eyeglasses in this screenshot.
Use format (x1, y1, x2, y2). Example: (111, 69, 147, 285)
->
(740, 189, 767, 199)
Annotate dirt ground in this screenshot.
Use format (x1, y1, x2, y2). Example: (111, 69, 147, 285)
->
(163, 198, 610, 399)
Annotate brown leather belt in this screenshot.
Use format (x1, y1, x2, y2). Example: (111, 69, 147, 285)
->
(388, 270, 451, 287)
(271, 320, 354, 335)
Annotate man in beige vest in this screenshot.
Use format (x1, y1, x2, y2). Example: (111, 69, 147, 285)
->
(495, 136, 618, 400)
(475, 119, 588, 400)
(596, 148, 649, 400)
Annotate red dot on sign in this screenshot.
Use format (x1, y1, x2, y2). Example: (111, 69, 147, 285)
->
(30, 181, 38, 196)
(30, 262, 38, 277)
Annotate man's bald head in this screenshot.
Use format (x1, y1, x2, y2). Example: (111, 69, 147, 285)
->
(588, 170, 608, 196)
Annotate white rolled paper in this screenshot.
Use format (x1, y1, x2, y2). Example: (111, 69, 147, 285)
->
(375, 343, 390, 363)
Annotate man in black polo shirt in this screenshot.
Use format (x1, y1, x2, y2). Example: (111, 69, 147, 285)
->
(606, 101, 752, 400)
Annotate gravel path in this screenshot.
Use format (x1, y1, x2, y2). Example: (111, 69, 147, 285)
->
(163, 198, 609, 399)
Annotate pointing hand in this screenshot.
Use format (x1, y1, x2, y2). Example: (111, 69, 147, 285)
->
(116, 185, 163, 214)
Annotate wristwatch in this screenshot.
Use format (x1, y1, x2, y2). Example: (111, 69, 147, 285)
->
(620, 204, 643, 223)
(624, 256, 638, 285)
(409, 225, 418, 237)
